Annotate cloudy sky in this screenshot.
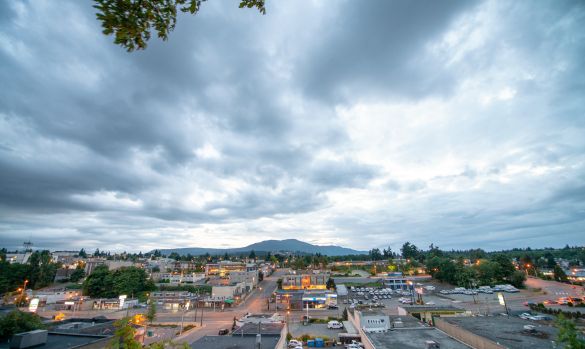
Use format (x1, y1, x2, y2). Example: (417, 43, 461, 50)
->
(1, 1, 584, 253)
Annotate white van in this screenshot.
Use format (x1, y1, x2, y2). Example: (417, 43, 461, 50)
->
(327, 320, 343, 329)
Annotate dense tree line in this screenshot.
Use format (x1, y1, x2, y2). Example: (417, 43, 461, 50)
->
(425, 255, 526, 288)
(0, 250, 60, 294)
(83, 265, 155, 299)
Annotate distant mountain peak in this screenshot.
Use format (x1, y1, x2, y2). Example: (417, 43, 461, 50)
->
(155, 238, 366, 256)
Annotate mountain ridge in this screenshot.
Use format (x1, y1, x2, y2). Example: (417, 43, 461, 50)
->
(154, 239, 366, 256)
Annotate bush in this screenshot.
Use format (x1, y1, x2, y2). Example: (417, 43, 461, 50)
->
(0, 311, 45, 340)
(300, 334, 312, 342)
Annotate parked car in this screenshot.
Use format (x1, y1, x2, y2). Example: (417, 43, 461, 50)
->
(328, 320, 343, 329)
(288, 340, 302, 348)
(529, 315, 550, 321)
(218, 328, 229, 335)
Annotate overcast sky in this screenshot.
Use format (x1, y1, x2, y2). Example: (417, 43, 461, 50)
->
(1, 0, 584, 253)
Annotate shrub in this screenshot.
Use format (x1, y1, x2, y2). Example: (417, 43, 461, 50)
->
(0, 311, 45, 340)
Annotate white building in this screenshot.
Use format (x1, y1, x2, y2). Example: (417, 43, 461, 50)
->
(5, 252, 32, 264)
(228, 270, 258, 290)
(355, 310, 391, 333)
(211, 282, 246, 301)
(33, 290, 82, 304)
(158, 272, 206, 284)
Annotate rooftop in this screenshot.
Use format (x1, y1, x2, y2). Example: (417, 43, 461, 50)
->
(367, 328, 471, 349)
(243, 313, 277, 319)
(400, 305, 466, 313)
(191, 335, 280, 349)
(387, 315, 426, 328)
(441, 316, 560, 349)
(0, 333, 110, 349)
(232, 322, 284, 337)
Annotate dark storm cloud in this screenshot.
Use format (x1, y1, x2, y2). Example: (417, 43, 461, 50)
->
(1, 0, 584, 251)
(298, 0, 480, 102)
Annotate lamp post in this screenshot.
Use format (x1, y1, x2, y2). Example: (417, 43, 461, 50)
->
(19, 280, 28, 307)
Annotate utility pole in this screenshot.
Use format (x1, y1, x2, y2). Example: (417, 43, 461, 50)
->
(194, 299, 198, 323)
(200, 302, 204, 326)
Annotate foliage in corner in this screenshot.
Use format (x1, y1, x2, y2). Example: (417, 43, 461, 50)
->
(0, 310, 45, 340)
(94, 0, 266, 52)
(107, 318, 141, 349)
(555, 314, 585, 348)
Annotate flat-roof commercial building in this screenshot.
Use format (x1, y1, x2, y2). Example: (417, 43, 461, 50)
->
(205, 261, 249, 276)
(0, 331, 111, 349)
(191, 335, 280, 349)
(353, 310, 391, 333)
(275, 289, 337, 310)
(282, 273, 329, 290)
(232, 322, 284, 337)
(436, 316, 561, 349)
(366, 328, 471, 349)
(154, 272, 205, 284)
(383, 276, 415, 290)
(349, 313, 471, 349)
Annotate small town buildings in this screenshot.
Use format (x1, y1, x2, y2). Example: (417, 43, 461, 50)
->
(281, 272, 329, 290)
(33, 289, 82, 305)
(210, 282, 247, 303)
(5, 252, 32, 264)
(205, 261, 248, 276)
(151, 291, 199, 311)
(568, 268, 585, 282)
(228, 268, 258, 291)
(154, 272, 206, 284)
(383, 274, 424, 290)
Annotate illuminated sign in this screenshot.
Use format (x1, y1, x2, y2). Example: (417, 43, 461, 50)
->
(29, 298, 40, 312)
(119, 295, 127, 308)
(497, 292, 505, 306)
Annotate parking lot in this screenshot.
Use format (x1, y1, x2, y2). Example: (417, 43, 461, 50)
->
(340, 283, 513, 316)
(287, 322, 345, 341)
